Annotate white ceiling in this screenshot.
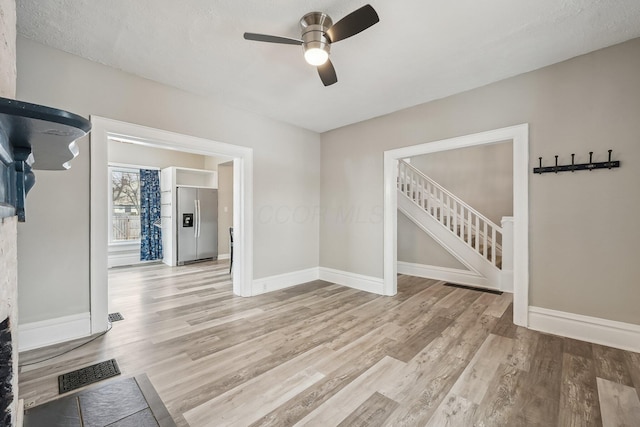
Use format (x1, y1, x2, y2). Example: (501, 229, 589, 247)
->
(16, 0, 640, 133)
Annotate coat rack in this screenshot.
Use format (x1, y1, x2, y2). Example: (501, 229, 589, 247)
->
(533, 150, 620, 175)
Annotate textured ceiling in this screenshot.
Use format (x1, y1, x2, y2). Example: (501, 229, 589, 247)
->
(16, 0, 640, 133)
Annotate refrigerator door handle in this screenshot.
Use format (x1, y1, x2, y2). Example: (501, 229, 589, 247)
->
(194, 199, 198, 238)
(197, 199, 202, 238)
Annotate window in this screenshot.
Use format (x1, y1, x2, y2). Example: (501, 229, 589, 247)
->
(109, 167, 141, 243)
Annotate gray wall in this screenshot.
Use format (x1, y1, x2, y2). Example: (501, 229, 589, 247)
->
(108, 139, 211, 170)
(321, 38, 640, 325)
(397, 213, 466, 269)
(410, 142, 513, 224)
(16, 36, 320, 324)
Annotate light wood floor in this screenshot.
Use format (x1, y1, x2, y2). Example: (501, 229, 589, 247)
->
(19, 261, 640, 426)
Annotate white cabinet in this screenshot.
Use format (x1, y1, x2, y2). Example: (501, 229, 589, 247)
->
(160, 167, 218, 266)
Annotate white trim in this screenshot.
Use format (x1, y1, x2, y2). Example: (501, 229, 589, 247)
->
(500, 270, 514, 293)
(384, 124, 529, 326)
(529, 306, 640, 353)
(17, 399, 24, 427)
(108, 242, 145, 268)
(397, 262, 498, 291)
(18, 312, 91, 352)
(108, 162, 160, 171)
(108, 252, 141, 268)
(91, 116, 254, 334)
(319, 267, 385, 295)
(217, 253, 230, 260)
(108, 241, 140, 251)
(252, 267, 320, 295)
(107, 253, 160, 269)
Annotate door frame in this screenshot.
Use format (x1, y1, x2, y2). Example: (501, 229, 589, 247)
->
(90, 116, 253, 333)
(383, 124, 529, 326)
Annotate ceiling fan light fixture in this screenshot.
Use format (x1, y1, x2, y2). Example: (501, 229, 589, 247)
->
(300, 12, 332, 67)
(304, 47, 329, 66)
(243, 5, 379, 86)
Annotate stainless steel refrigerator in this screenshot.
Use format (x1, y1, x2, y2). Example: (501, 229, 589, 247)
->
(176, 187, 218, 265)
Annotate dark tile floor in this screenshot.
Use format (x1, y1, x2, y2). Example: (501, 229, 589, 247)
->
(24, 375, 175, 427)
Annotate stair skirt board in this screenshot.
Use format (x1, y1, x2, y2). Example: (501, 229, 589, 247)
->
(397, 261, 503, 292)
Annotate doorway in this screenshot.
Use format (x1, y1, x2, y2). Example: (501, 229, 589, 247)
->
(383, 124, 529, 326)
(90, 117, 254, 334)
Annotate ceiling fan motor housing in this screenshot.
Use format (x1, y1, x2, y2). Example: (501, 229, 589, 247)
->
(300, 12, 333, 56)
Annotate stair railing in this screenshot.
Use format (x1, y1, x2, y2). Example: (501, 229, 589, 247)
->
(397, 160, 503, 268)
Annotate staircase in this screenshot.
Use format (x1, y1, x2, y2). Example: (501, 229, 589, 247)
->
(397, 160, 513, 291)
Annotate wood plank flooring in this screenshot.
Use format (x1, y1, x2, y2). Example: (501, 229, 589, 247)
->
(19, 261, 640, 426)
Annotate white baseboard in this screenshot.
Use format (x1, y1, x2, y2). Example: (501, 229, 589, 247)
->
(319, 267, 385, 295)
(252, 267, 320, 295)
(251, 267, 387, 296)
(397, 261, 499, 291)
(217, 253, 230, 260)
(108, 252, 141, 268)
(19, 312, 91, 352)
(528, 306, 640, 353)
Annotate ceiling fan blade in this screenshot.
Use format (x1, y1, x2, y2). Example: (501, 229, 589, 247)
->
(243, 32, 303, 45)
(326, 4, 379, 43)
(317, 59, 338, 86)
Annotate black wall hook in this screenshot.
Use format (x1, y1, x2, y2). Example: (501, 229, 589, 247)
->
(533, 150, 621, 174)
(571, 154, 575, 172)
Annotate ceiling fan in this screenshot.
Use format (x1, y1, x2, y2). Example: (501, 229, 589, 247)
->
(243, 4, 379, 86)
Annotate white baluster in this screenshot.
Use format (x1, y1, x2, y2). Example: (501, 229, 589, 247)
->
(443, 194, 447, 226)
(475, 215, 480, 254)
(427, 183, 433, 215)
(453, 200, 458, 236)
(422, 178, 427, 210)
(483, 221, 488, 258)
(467, 209, 471, 242)
(447, 197, 452, 231)
(491, 226, 497, 265)
(442, 192, 447, 226)
(412, 171, 417, 201)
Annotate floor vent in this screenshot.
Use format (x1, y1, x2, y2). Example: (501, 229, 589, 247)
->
(108, 312, 124, 322)
(444, 283, 503, 295)
(58, 359, 121, 394)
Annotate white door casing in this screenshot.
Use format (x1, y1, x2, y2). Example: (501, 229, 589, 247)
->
(90, 116, 253, 333)
(383, 124, 529, 326)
